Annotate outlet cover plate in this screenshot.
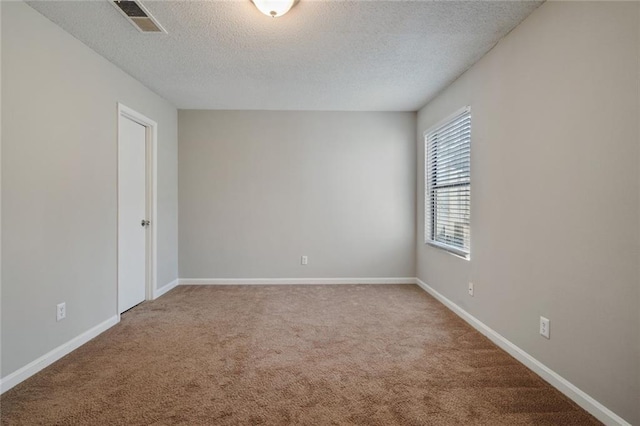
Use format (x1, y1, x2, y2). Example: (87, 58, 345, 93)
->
(540, 316, 550, 339)
(57, 302, 66, 322)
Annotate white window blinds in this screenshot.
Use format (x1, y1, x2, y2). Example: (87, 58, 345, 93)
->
(425, 107, 471, 258)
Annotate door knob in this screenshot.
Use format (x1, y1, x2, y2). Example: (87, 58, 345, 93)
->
(141, 219, 150, 227)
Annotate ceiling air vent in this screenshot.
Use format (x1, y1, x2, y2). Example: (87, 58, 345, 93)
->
(111, 0, 167, 34)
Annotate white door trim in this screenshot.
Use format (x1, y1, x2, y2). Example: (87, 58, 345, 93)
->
(117, 103, 158, 317)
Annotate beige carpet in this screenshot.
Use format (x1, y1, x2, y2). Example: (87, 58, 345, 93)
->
(1, 285, 599, 425)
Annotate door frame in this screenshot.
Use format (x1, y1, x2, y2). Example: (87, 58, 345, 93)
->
(117, 103, 158, 317)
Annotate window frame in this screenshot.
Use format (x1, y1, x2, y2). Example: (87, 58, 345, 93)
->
(424, 106, 471, 259)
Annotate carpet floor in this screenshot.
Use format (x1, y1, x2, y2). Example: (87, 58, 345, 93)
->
(1, 285, 599, 425)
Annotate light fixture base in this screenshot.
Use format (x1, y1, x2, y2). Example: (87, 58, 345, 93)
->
(250, 0, 300, 18)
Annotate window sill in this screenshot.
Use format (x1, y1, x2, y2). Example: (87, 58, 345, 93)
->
(426, 241, 470, 260)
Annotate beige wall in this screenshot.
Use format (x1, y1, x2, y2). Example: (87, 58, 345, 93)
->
(3, 1, 637, 423)
(416, 2, 639, 423)
(1, 2, 178, 377)
(179, 110, 416, 279)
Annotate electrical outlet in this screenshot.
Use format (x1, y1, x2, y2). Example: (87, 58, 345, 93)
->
(56, 302, 66, 322)
(468, 282, 474, 296)
(301, 255, 308, 265)
(540, 316, 550, 339)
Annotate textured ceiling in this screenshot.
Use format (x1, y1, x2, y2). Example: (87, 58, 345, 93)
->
(27, 0, 542, 111)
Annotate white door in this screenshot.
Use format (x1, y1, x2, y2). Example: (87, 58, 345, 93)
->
(118, 116, 147, 314)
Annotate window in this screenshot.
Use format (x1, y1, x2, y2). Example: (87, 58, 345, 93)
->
(425, 107, 471, 258)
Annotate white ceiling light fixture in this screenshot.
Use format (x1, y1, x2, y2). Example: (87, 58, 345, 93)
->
(250, 0, 299, 18)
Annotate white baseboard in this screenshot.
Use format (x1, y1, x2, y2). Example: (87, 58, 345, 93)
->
(0, 315, 119, 394)
(153, 278, 179, 299)
(415, 278, 629, 426)
(179, 277, 417, 285)
(3, 279, 626, 425)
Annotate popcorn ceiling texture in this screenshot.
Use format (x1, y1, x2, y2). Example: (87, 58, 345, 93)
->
(26, 0, 542, 111)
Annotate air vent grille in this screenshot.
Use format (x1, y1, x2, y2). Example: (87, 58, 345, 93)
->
(114, 1, 146, 17)
(112, 1, 166, 33)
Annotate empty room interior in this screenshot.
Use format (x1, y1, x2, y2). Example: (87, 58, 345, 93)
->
(1, 0, 639, 424)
